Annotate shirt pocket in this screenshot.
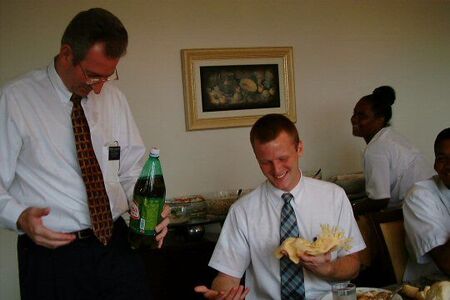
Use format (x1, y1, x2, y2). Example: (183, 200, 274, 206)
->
(102, 144, 120, 183)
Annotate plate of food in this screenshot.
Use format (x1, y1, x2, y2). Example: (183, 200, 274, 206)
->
(320, 287, 402, 300)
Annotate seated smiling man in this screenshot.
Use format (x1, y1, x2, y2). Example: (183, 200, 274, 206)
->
(195, 114, 366, 300)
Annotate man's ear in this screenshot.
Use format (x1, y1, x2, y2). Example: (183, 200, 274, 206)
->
(59, 44, 74, 65)
(297, 140, 304, 156)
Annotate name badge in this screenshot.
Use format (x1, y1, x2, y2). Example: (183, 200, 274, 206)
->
(109, 145, 120, 161)
(106, 141, 120, 182)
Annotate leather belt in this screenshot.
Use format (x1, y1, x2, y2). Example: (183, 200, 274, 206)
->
(71, 218, 122, 240)
(73, 228, 95, 240)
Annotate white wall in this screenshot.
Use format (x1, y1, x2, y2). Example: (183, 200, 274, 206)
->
(1, 0, 449, 298)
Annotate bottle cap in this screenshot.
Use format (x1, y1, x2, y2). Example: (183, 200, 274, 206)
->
(149, 147, 160, 157)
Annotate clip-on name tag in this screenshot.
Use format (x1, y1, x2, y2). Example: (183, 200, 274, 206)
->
(107, 141, 120, 181)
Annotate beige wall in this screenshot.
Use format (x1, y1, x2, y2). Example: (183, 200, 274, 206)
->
(1, 0, 449, 298)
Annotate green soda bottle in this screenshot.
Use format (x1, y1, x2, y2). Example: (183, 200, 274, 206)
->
(129, 147, 166, 249)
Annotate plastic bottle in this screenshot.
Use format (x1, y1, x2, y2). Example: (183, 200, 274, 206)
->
(129, 147, 166, 249)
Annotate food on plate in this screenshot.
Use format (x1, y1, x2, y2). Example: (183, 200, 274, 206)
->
(425, 281, 450, 300)
(357, 290, 391, 300)
(401, 281, 450, 300)
(403, 284, 420, 298)
(274, 224, 352, 263)
(416, 290, 427, 300)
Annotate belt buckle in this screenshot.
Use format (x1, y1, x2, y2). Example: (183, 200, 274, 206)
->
(76, 229, 91, 240)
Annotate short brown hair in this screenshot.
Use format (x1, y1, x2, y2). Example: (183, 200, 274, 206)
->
(250, 114, 299, 147)
(61, 8, 128, 65)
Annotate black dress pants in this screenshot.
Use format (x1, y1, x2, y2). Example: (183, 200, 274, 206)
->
(17, 218, 151, 300)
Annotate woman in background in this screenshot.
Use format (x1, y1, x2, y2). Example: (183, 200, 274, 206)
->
(351, 86, 435, 213)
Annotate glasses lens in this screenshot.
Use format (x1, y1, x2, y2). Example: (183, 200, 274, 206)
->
(85, 69, 118, 85)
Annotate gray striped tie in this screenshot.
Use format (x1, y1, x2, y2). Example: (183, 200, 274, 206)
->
(280, 192, 305, 300)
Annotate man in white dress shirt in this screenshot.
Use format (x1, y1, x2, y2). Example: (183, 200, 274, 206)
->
(195, 114, 365, 300)
(0, 8, 169, 300)
(403, 127, 450, 282)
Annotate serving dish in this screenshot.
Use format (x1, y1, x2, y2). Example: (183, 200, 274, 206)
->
(167, 195, 207, 224)
(328, 172, 365, 195)
(320, 287, 402, 300)
(203, 189, 252, 216)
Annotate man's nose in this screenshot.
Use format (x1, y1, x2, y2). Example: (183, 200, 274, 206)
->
(91, 82, 105, 94)
(273, 161, 283, 174)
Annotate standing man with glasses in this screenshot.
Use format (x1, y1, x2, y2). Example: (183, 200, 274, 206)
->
(0, 8, 169, 299)
(195, 114, 365, 300)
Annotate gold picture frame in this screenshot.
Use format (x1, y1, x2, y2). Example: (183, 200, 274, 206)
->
(181, 47, 296, 130)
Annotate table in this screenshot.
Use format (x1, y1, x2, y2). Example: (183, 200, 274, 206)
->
(138, 217, 223, 299)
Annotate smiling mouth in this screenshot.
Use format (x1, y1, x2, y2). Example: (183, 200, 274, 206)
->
(275, 171, 287, 179)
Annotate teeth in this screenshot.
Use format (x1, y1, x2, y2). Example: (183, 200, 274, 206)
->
(275, 171, 287, 179)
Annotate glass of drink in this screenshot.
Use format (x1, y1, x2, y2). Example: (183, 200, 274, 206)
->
(332, 282, 356, 300)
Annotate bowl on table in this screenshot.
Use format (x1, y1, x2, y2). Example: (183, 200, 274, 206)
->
(167, 195, 207, 224)
(203, 189, 252, 217)
(328, 172, 365, 196)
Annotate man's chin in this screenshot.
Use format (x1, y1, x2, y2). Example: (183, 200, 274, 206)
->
(270, 180, 290, 192)
(76, 86, 92, 97)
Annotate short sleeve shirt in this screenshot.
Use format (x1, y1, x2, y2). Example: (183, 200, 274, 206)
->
(364, 127, 435, 208)
(209, 176, 366, 300)
(403, 176, 450, 281)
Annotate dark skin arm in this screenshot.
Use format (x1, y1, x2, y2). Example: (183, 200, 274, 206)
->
(351, 197, 389, 216)
(430, 240, 450, 275)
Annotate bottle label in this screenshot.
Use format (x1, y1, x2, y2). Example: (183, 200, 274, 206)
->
(129, 200, 140, 220)
(129, 195, 164, 236)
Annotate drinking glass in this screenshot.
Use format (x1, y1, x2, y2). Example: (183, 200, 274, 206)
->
(332, 282, 356, 300)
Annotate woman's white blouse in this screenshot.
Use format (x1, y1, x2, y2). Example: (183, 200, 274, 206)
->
(363, 127, 435, 207)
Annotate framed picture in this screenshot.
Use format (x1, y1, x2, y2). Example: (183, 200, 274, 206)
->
(181, 47, 296, 130)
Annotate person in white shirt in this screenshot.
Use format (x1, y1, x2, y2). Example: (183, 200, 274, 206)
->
(351, 85, 435, 213)
(195, 114, 365, 300)
(0, 8, 169, 300)
(403, 127, 450, 281)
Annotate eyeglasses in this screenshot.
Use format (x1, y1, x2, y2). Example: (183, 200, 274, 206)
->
(78, 64, 119, 86)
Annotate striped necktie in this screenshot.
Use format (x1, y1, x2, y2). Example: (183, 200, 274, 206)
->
(280, 192, 305, 300)
(71, 94, 113, 245)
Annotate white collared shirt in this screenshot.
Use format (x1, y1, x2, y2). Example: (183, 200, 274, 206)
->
(364, 127, 435, 208)
(403, 175, 450, 281)
(209, 176, 366, 300)
(0, 59, 146, 232)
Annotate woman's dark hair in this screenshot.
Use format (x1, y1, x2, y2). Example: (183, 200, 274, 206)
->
(61, 8, 128, 65)
(250, 114, 299, 147)
(361, 85, 396, 126)
(434, 127, 450, 156)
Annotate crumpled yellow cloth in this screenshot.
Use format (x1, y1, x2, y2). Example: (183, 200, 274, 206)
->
(274, 224, 353, 264)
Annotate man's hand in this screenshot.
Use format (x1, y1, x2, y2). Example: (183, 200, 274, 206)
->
(194, 285, 249, 300)
(17, 207, 76, 249)
(299, 251, 333, 277)
(154, 204, 170, 248)
(299, 251, 361, 281)
(195, 272, 249, 300)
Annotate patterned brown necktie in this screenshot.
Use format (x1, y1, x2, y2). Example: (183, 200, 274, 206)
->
(71, 94, 113, 245)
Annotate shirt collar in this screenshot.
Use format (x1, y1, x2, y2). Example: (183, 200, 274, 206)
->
(47, 57, 72, 103)
(266, 171, 303, 205)
(436, 175, 450, 200)
(367, 126, 390, 147)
